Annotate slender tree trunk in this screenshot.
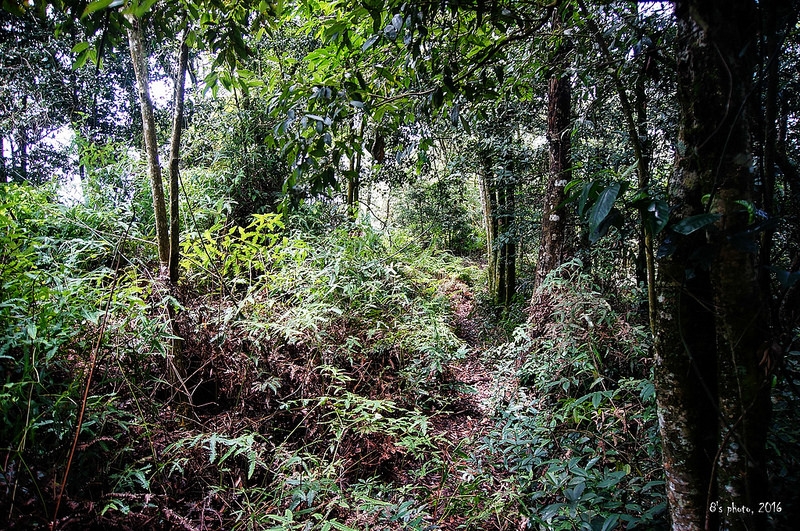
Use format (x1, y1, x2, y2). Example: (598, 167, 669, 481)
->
(656, 2, 771, 529)
(479, 148, 515, 307)
(169, 33, 188, 284)
(346, 117, 366, 220)
(497, 183, 507, 304)
(504, 179, 516, 305)
(534, 6, 573, 292)
(126, 14, 169, 274)
(479, 151, 498, 298)
(17, 129, 28, 183)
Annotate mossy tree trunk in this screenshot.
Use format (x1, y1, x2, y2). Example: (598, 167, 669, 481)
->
(655, 2, 771, 528)
(534, 5, 574, 293)
(479, 148, 516, 308)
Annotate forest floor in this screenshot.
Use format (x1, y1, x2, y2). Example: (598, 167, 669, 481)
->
(385, 276, 521, 531)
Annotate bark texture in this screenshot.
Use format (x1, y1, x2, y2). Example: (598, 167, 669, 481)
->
(656, 2, 771, 529)
(534, 6, 573, 293)
(127, 15, 169, 273)
(168, 35, 189, 284)
(479, 149, 516, 307)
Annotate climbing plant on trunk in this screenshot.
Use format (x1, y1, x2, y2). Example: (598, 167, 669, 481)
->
(654, 1, 772, 528)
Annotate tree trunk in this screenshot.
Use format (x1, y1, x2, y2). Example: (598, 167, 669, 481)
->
(126, 14, 169, 274)
(479, 148, 516, 307)
(346, 117, 366, 220)
(656, 2, 771, 529)
(128, 15, 189, 412)
(169, 34, 188, 284)
(504, 177, 516, 305)
(534, 6, 573, 292)
(1, 136, 6, 183)
(479, 158, 497, 297)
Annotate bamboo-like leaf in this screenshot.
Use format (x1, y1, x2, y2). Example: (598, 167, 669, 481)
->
(82, 0, 114, 17)
(71, 42, 91, 54)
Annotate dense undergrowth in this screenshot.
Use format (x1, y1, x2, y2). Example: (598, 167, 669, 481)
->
(0, 182, 720, 530)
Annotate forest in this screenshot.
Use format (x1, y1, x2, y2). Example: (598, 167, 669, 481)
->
(1, 0, 799, 529)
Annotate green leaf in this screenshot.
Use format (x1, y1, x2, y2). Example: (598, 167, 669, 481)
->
(672, 213, 720, 235)
(601, 514, 620, 531)
(132, 0, 159, 17)
(588, 182, 621, 234)
(82, 0, 114, 17)
(362, 34, 379, 51)
(71, 42, 91, 54)
(645, 199, 670, 235)
(2, 0, 27, 16)
(540, 502, 564, 521)
(578, 180, 600, 217)
(328, 521, 358, 531)
(73, 48, 96, 69)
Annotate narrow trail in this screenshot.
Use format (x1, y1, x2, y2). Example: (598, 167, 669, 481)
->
(391, 275, 515, 529)
(440, 276, 496, 417)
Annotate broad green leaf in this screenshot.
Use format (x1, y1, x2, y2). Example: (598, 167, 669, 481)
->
(588, 182, 621, 234)
(672, 213, 720, 235)
(540, 502, 564, 521)
(73, 48, 96, 69)
(578, 180, 600, 217)
(601, 514, 620, 531)
(590, 207, 622, 243)
(645, 199, 670, 235)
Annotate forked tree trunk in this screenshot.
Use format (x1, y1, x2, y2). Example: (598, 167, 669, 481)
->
(128, 15, 189, 410)
(126, 14, 169, 274)
(655, 2, 771, 529)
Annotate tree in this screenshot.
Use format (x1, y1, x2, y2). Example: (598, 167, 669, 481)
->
(475, 115, 522, 307)
(654, 1, 773, 528)
(126, 12, 171, 273)
(533, 2, 574, 292)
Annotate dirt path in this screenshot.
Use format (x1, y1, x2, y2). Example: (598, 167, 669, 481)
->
(441, 276, 496, 416)
(389, 276, 507, 529)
